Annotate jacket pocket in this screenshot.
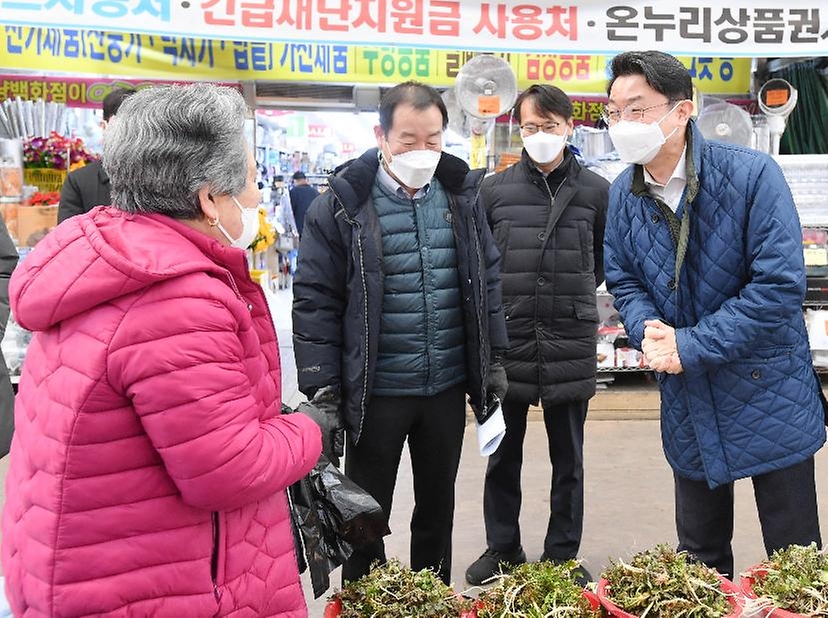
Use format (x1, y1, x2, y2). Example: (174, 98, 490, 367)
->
(713, 347, 794, 413)
(211, 511, 226, 604)
(577, 220, 592, 273)
(492, 220, 512, 272)
(572, 300, 599, 323)
(557, 300, 600, 339)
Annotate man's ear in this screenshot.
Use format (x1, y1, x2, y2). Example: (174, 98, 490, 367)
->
(374, 125, 386, 151)
(677, 99, 695, 124)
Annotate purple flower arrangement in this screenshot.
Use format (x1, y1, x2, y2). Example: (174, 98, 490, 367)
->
(23, 132, 96, 171)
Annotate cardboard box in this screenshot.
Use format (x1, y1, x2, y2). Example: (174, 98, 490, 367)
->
(17, 205, 57, 247)
(0, 200, 19, 243)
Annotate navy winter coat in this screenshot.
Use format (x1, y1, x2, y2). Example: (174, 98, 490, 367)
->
(604, 122, 825, 488)
(292, 149, 508, 443)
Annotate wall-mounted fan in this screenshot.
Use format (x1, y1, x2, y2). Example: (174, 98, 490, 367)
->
(758, 78, 798, 155)
(695, 97, 754, 147)
(453, 55, 518, 169)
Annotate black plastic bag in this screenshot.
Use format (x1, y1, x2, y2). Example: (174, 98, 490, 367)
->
(289, 453, 390, 599)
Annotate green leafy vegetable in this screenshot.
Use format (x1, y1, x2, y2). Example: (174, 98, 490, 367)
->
(601, 544, 732, 617)
(475, 559, 599, 618)
(332, 559, 472, 617)
(746, 543, 828, 615)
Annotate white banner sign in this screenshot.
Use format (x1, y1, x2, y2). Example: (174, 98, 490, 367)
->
(0, 1, 825, 56)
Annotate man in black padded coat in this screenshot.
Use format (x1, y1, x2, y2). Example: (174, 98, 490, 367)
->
(466, 84, 608, 588)
(58, 87, 136, 223)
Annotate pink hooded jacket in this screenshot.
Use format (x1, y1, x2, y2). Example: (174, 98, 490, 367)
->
(2, 207, 322, 617)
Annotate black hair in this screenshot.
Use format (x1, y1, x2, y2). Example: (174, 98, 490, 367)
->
(378, 81, 448, 133)
(513, 84, 573, 124)
(607, 51, 693, 101)
(103, 87, 138, 121)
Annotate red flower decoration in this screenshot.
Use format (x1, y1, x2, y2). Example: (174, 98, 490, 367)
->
(28, 191, 61, 206)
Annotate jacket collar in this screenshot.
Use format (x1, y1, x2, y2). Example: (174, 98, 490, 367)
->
(328, 147, 476, 216)
(520, 146, 575, 183)
(97, 159, 110, 185)
(632, 120, 700, 206)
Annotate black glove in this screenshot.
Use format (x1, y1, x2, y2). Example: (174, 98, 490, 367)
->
(296, 385, 345, 467)
(487, 361, 508, 407)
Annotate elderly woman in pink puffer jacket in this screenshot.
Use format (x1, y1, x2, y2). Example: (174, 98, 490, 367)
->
(2, 83, 322, 617)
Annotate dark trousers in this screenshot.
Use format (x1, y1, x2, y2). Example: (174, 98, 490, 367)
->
(342, 384, 466, 585)
(675, 456, 822, 579)
(483, 398, 588, 560)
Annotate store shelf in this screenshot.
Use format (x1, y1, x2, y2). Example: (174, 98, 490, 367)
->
(775, 154, 828, 227)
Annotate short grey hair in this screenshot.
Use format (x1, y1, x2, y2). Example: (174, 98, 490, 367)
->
(103, 83, 249, 219)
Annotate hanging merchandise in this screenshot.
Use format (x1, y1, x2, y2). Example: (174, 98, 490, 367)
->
(0, 98, 68, 140)
(766, 59, 828, 155)
(468, 118, 495, 170)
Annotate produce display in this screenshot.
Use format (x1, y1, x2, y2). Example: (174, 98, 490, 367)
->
(473, 559, 600, 617)
(325, 559, 474, 618)
(740, 543, 828, 617)
(597, 545, 739, 617)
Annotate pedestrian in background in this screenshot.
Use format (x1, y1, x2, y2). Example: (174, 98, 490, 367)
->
(603, 50, 825, 579)
(289, 170, 318, 238)
(58, 86, 136, 223)
(466, 84, 608, 587)
(2, 83, 322, 616)
(292, 80, 508, 585)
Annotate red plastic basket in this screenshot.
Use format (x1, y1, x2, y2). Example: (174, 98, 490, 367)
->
(596, 574, 744, 617)
(324, 595, 479, 617)
(327, 588, 602, 617)
(740, 568, 805, 618)
(466, 589, 600, 617)
(583, 588, 601, 611)
(323, 598, 341, 618)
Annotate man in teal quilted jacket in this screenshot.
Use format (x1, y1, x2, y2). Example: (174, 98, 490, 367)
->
(293, 82, 508, 585)
(603, 51, 825, 579)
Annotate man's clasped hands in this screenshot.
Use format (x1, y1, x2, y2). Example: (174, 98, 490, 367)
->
(641, 319, 684, 374)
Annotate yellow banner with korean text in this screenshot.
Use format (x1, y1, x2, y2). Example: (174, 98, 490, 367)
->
(0, 1, 825, 57)
(0, 27, 751, 99)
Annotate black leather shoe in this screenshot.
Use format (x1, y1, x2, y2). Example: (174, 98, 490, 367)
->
(539, 554, 592, 587)
(465, 547, 527, 585)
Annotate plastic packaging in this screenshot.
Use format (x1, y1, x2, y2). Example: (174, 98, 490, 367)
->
(289, 453, 389, 599)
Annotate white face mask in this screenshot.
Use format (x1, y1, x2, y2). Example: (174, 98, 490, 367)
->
(217, 196, 260, 250)
(522, 131, 567, 164)
(384, 146, 441, 189)
(608, 102, 681, 165)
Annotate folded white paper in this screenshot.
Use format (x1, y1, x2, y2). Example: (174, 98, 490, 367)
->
(476, 403, 506, 457)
